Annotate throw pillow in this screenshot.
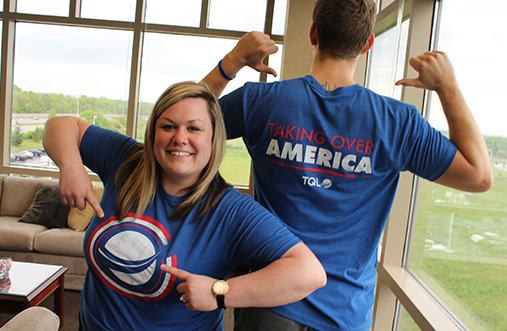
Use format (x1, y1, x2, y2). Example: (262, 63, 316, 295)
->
(18, 183, 70, 229)
(67, 184, 103, 231)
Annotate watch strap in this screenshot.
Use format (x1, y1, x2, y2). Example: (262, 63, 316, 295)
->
(216, 294, 226, 310)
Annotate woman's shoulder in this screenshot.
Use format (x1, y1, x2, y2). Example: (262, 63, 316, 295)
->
(214, 187, 272, 218)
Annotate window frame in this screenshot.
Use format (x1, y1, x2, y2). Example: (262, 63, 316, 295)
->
(371, 0, 469, 330)
(0, 0, 282, 195)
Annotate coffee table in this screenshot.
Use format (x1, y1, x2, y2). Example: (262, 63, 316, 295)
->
(0, 261, 68, 327)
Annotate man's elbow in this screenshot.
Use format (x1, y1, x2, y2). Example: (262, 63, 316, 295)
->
(458, 170, 494, 193)
(473, 172, 494, 192)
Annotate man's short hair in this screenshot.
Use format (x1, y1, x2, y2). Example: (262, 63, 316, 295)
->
(313, 0, 377, 59)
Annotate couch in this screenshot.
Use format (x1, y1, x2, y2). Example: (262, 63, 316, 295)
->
(0, 307, 59, 331)
(0, 175, 103, 291)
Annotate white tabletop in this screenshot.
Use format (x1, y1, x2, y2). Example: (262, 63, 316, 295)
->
(0, 261, 63, 297)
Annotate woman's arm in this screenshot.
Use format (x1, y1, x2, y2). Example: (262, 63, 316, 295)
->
(162, 242, 326, 311)
(43, 116, 104, 217)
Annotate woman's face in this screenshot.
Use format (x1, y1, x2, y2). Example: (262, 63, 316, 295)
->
(153, 97, 213, 195)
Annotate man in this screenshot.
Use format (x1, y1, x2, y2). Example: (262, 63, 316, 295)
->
(201, 0, 493, 330)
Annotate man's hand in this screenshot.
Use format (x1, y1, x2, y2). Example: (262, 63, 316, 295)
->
(395, 51, 458, 94)
(202, 31, 278, 97)
(221, 31, 279, 79)
(162, 265, 218, 311)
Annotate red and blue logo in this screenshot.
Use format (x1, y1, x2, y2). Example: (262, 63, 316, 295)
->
(87, 213, 176, 301)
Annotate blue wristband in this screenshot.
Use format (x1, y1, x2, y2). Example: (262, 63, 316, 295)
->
(218, 60, 235, 81)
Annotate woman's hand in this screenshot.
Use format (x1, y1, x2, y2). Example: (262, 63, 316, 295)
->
(162, 265, 218, 311)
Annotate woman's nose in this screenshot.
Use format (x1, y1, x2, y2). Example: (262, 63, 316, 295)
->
(172, 128, 188, 145)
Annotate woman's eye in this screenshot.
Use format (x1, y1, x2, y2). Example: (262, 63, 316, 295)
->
(189, 126, 200, 132)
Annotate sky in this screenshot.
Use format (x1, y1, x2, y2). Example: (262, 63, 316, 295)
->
(11, 0, 285, 103)
(8, 0, 507, 137)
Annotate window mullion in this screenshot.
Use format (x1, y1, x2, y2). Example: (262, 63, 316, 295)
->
(125, 0, 146, 138)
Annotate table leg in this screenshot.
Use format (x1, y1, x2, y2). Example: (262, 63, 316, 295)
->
(54, 274, 65, 327)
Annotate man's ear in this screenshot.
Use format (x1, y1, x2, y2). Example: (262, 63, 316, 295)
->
(360, 34, 375, 54)
(309, 21, 318, 46)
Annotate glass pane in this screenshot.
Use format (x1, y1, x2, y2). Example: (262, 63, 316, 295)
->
(208, 0, 266, 32)
(408, 1, 507, 330)
(11, 23, 132, 169)
(367, 18, 409, 100)
(16, 0, 69, 16)
(272, 0, 288, 35)
(80, 0, 136, 22)
(138, 33, 282, 186)
(398, 304, 422, 331)
(145, 0, 201, 27)
(266, 44, 283, 83)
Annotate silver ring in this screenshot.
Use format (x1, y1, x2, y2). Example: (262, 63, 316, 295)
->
(180, 296, 187, 303)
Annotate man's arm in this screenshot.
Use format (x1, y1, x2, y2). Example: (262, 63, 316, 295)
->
(396, 51, 493, 192)
(201, 31, 279, 97)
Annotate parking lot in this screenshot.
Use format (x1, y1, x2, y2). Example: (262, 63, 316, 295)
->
(10, 148, 54, 168)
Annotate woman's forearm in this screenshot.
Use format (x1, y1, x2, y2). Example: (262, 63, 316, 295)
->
(225, 242, 326, 308)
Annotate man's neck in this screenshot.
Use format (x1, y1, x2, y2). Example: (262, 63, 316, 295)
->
(309, 56, 358, 91)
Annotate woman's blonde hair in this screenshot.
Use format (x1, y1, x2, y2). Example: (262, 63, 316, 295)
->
(115, 81, 230, 222)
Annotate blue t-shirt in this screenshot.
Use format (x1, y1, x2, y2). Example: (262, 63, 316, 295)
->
(220, 75, 457, 331)
(78, 125, 301, 331)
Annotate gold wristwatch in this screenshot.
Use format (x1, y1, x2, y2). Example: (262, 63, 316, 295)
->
(212, 280, 229, 310)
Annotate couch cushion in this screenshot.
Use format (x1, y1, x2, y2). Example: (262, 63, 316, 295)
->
(1, 176, 59, 217)
(0, 217, 46, 251)
(34, 228, 85, 257)
(19, 183, 70, 229)
(67, 183, 103, 231)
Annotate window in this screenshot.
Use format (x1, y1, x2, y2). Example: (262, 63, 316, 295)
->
(2, 0, 285, 188)
(367, 18, 409, 100)
(407, 1, 507, 330)
(208, 0, 267, 32)
(144, 0, 201, 27)
(80, 0, 137, 22)
(16, 0, 69, 16)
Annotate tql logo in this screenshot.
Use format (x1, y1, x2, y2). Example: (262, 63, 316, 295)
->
(302, 176, 332, 188)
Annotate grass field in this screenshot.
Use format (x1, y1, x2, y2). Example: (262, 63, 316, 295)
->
(403, 166, 507, 330)
(220, 138, 251, 186)
(10, 139, 43, 152)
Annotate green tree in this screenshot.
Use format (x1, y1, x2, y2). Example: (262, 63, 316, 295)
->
(31, 127, 44, 142)
(79, 110, 105, 125)
(11, 125, 23, 146)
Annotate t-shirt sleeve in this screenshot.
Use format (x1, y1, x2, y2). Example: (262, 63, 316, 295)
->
(221, 191, 301, 270)
(79, 125, 139, 183)
(219, 86, 247, 139)
(401, 107, 457, 181)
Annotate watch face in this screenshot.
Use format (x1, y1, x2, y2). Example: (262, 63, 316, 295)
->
(212, 280, 229, 295)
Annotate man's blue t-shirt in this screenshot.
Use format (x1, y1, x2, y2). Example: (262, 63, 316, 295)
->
(78, 125, 301, 330)
(220, 75, 457, 331)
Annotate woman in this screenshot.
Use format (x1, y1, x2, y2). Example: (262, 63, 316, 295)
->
(43, 81, 326, 330)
